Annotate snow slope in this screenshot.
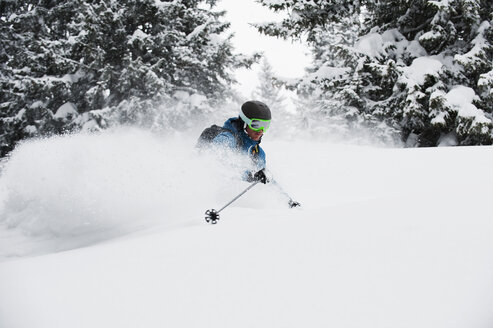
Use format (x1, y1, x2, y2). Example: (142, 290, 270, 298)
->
(1, 128, 493, 328)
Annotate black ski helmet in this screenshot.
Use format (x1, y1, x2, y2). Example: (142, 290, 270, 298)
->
(240, 100, 271, 122)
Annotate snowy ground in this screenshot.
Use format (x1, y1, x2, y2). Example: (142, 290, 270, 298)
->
(1, 128, 493, 328)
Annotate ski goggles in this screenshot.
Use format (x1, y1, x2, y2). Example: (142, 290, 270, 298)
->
(240, 112, 271, 132)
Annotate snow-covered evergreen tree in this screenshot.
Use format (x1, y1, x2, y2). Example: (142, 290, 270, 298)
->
(0, 0, 255, 156)
(251, 58, 294, 135)
(257, 0, 493, 146)
(252, 58, 286, 110)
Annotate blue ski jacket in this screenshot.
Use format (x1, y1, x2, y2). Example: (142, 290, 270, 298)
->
(212, 117, 266, 171)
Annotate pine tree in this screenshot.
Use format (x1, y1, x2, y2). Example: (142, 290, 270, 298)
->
(252, 58, 286, 109)
(0, 0, 255, 157)
(257, 0, 493, 146)
(0, 0, 83, 153)
(250, 58, 303, 137)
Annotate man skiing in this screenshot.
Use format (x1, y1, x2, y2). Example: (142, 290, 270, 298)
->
(212, 100, 271, 184)
(198, 100, 300, 211)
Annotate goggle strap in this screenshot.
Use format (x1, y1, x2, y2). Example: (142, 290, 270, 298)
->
(239, 111, 252, 126)
(239, 111, 270, 131)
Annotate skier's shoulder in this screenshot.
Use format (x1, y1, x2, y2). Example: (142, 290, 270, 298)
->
(212, 117, 243, 146)
(195, 117, 238, 148)
(222, 117, 243, 133)
(213, 130, 236, 147)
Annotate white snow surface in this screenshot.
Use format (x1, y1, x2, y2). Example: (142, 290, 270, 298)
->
(1, 128, 493, 328)
(400, 56, 443, 87)
(355, 28, 426, 61)
(355, 32, 385, 58)
(54, 102, 78, 119)
(444, 86, 490, 124)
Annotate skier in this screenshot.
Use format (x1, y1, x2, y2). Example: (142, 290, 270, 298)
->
(212, 100, 271, 184)
(197, 100, 300, 212)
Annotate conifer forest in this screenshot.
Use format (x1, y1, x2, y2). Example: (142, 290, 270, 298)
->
(1, 0, 492, 156)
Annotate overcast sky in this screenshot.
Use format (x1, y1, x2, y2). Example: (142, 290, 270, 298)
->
(216, 0, 312, 98)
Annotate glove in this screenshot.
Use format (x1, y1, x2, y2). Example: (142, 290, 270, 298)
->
(289, 199, 301, 208)
(247, 169, 269, 184)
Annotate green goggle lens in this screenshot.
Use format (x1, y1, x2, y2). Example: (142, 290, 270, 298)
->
(239, 111, 271, 132)
(249, 119, 270, 132)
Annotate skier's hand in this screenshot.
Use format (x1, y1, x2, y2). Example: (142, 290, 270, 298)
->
(254, 169, 268, 184)
(247, 169, 269, 184)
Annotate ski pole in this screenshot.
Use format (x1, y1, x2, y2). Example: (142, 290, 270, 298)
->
(205, 181, 260, 224)
(272, 179, 301, 208)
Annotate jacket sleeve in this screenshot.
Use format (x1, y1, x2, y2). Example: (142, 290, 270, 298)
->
(241, 148, 266, 181)
(212, 131, 237, 150)
(246, 144, 266, 170)
(256, 147, 266, 170)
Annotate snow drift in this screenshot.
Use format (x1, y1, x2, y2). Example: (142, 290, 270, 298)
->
(1, 129, 493, 328)
(0, 128, 287, 258)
